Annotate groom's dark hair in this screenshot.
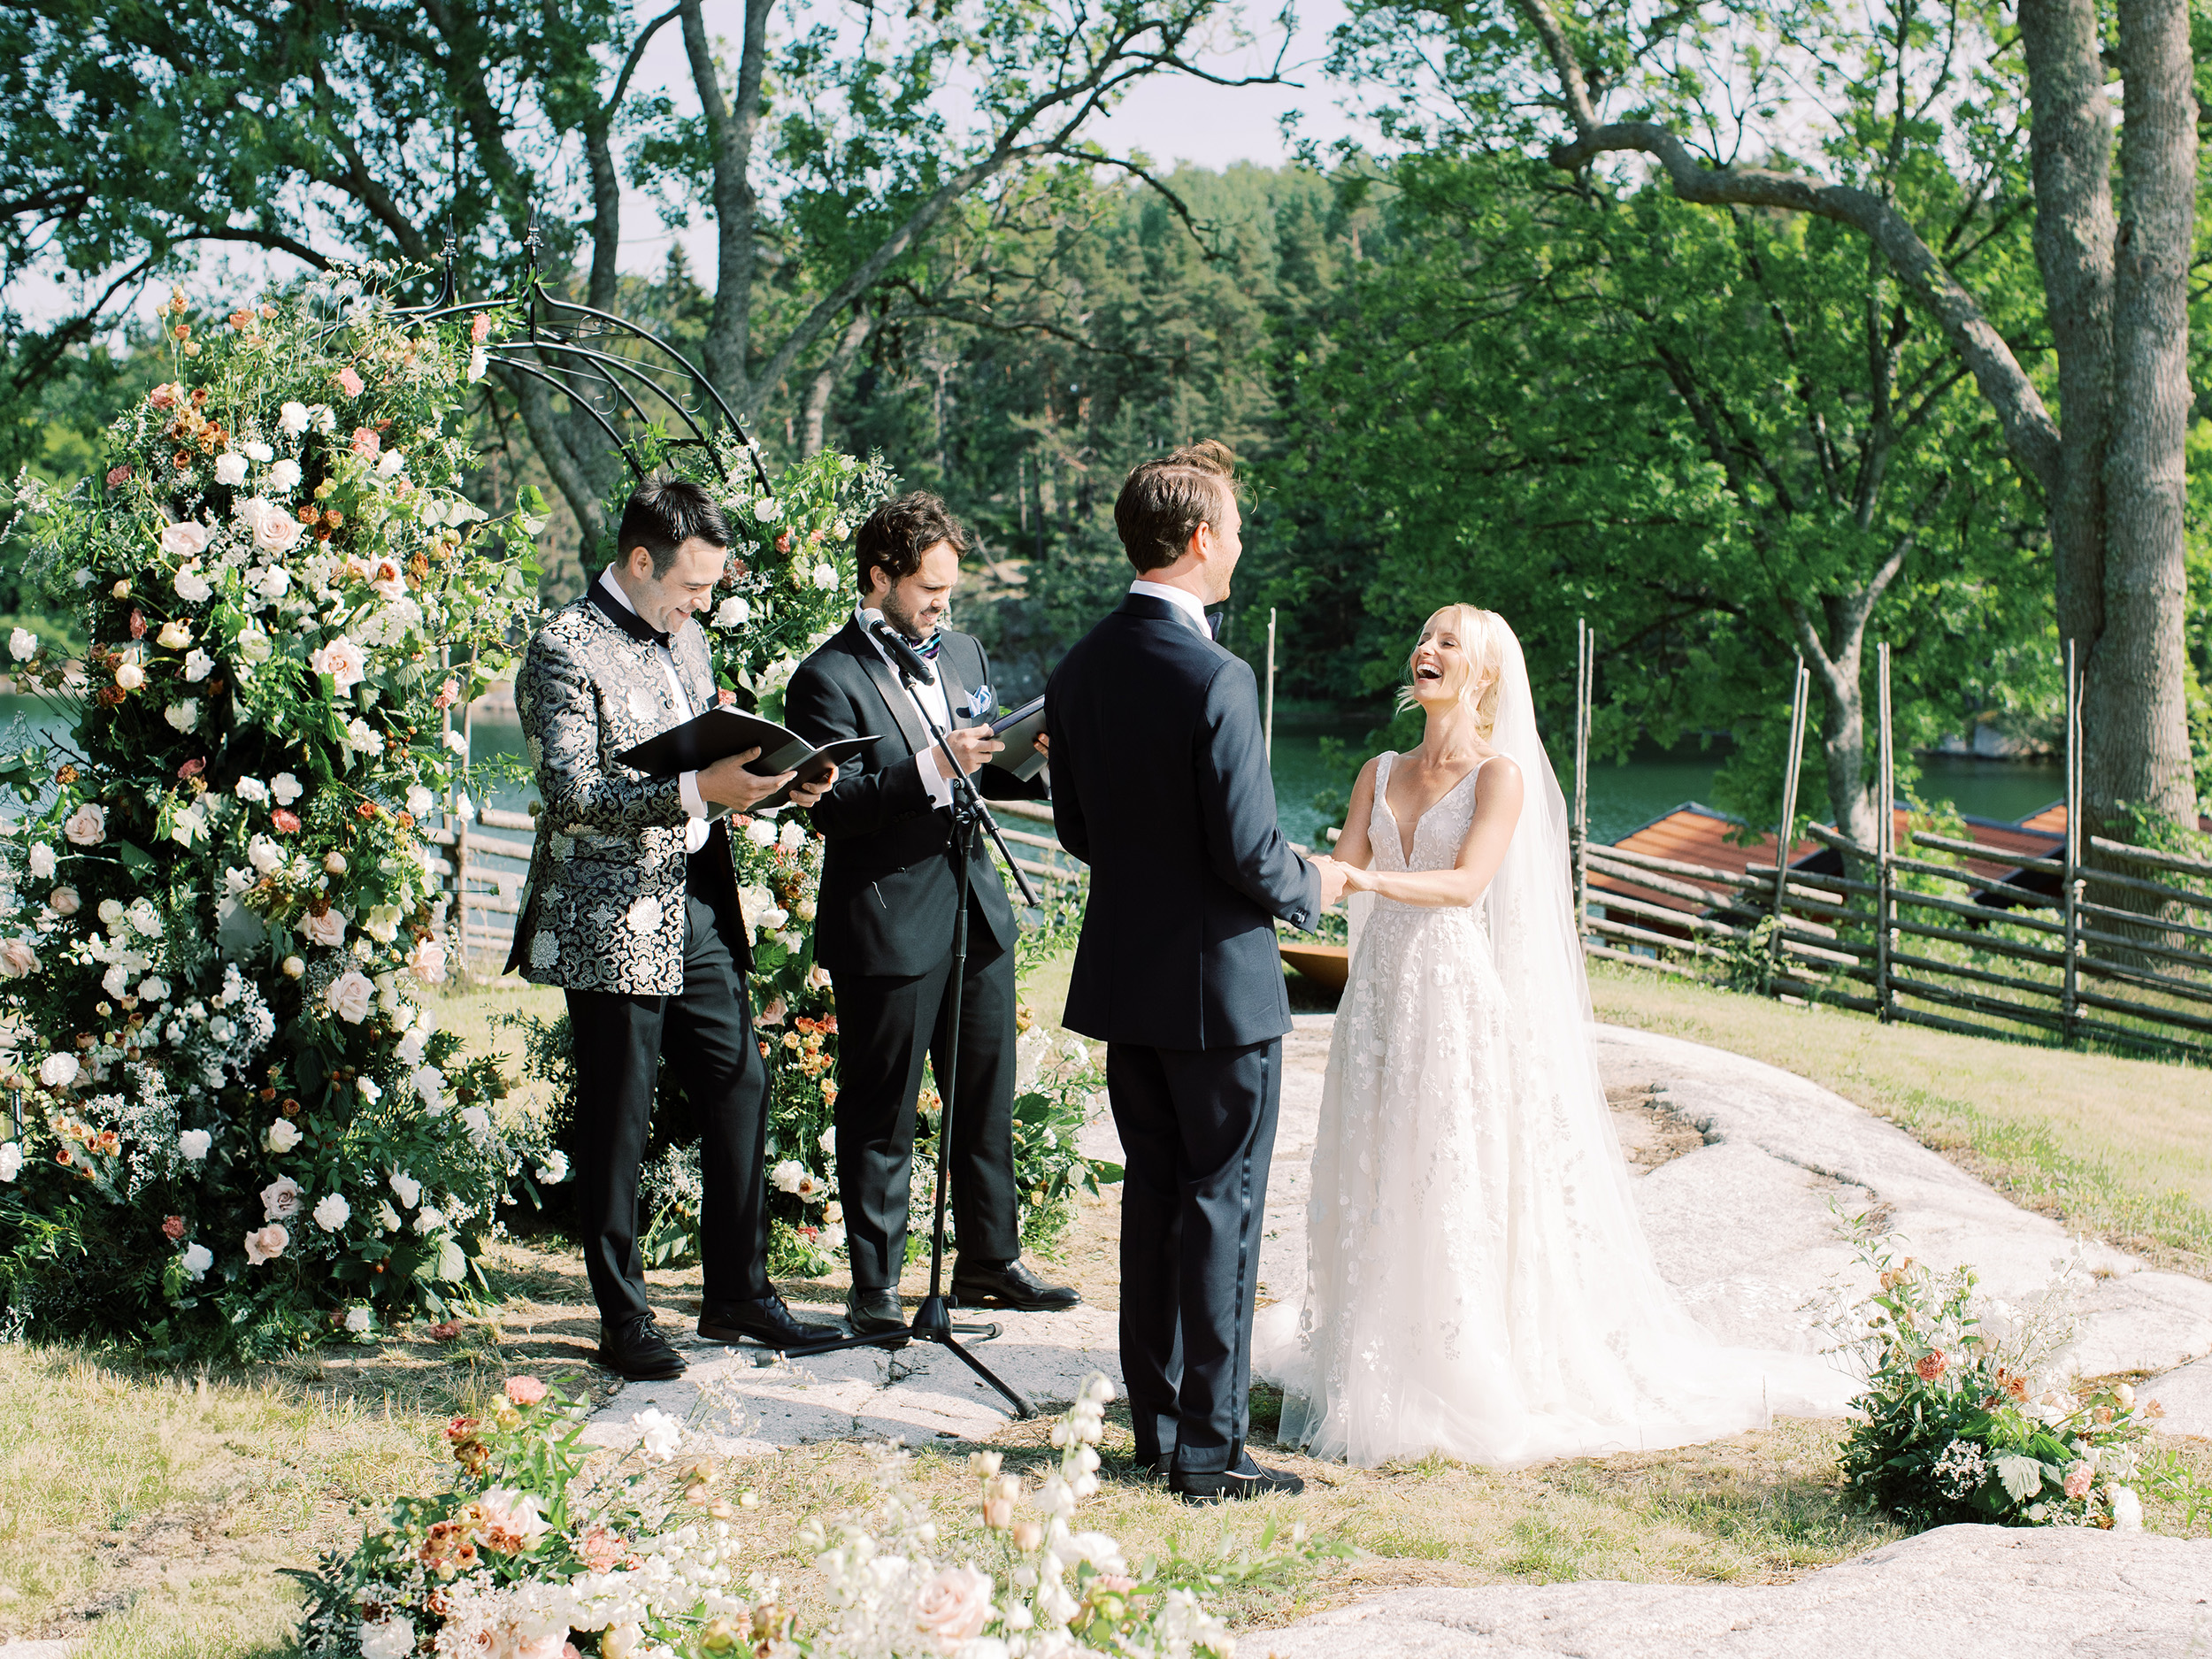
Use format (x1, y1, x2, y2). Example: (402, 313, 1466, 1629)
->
(855, 491, 971, 597)
(1115, 440, 1240, 572)
(616, 477, 730, 578)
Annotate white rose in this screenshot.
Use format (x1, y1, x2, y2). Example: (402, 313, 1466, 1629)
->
(160, 519, 213, 558)
(0, 1142, 19, 1182)
(310, 636, 366, 694)
(325, 969, 374, 1023)
(407, 937, 447, 984)
(632, 1407, 681, 1461)
(771, 1158, 807, 1194)
(278, 401, 311, 437)
(164, 700, 200, 733)
(343, 1305, 373, 1334)
(63, 803, 106, 846)
(37, 1052, 80, 1089)
(396, 1026, 429, 1067)
(404, 783, 434, 818)
(178, 1129, 211, 1162)
(312, 1192, 350, 1233)
(250, 503, 303, 554)
(779, 818, 806, 851)
(744, 817, 778, 847)
(271, 772, 303, 806)
(259, 1174, 303, 1218)
(173, 563, 212, 603)
(180, 1241, 212, 1278)
(712, 595, 750, 628)
(242, 441, 273, 464)
(247, 834, 285, 876)
(388, 1170, 421, 1208)
(811, 562, 837, 590)
(97, 897, 123, 927)
(412, 1064, 447, 1112)
(251, 564, 290, 602)
(214, 453, 249, 488)
(8, 627, 37, 662)
(269, 458, 302, 491)
(27, 842, 55, 879)
(265, 1119, 303, 1156)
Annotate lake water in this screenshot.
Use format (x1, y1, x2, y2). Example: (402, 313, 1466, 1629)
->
(1, 698, 2062, 846)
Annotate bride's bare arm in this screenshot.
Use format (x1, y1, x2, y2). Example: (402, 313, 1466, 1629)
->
(1340, 757, 1524, 909)
(1327, 757, 1381, 871)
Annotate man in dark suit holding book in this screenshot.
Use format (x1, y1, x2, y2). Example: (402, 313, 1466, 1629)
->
(785, 493, 1079, 1339)
(1045, 442, 1346, 1501)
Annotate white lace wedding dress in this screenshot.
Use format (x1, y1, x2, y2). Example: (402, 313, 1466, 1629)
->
(1257, 748, 1848, 1468)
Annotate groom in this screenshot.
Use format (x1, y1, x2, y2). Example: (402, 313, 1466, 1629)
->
(1046, 441, 1345, 1501)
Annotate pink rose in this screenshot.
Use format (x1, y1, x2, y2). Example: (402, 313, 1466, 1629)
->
(335, 366, 365, 398)
(757, 995, 787, 1027)
(63, 803, 106, 846)
(365, 555, 407, 597)
(407, 937, 448, 984)
(159, 519, 212, 558)
(48, 887, 80, 917)
(325, 968, 373, 1024)
(2064, 1463, 2093, 1500)
(260, 1174, 303, 1220)
(0, 939, 39, 979)
(471, 312, 492, 343)
(912, 1565, 993, 1650)
(309, 634, 366, 694)
(349, 426, 380, 459)
(161, 1215, 186, 1240)
(272, 808, 302, 833)
(577, 1523, 624, 1574)
(244, 1223, 289, 1265)
(505, 1375, 549, 1406)
(303, 908, 347, 948)
(1914, 1351, 1947, 1382)
(149, 383, 177, 410)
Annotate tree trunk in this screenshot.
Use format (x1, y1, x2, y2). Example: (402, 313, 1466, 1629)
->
(800, 311, 873, 457)
(2092, 0, 2200, 831)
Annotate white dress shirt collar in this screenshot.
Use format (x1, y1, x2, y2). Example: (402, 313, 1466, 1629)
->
(1129, 579, 1210, 635)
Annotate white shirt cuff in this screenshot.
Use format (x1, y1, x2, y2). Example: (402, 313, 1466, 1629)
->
(917, 747, 956, 809)
(680, 770, 707, 819)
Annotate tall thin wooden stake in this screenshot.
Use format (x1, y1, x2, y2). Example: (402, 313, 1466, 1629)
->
(1766, 657, 1810, 995)
(1263, 608, 1278, 760)
(1573, 618, 1593, 941)
(1875, 641, 1895, 1023)
(2062, 638, 2082, 1047)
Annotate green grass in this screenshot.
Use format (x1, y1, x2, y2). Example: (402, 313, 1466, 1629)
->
(1586, 961, 2212, 1273)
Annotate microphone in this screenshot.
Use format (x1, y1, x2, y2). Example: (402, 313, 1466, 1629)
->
(869, 618, 936, 686)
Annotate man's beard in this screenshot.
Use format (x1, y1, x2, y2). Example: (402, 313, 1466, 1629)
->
(881, 589, 938, 641)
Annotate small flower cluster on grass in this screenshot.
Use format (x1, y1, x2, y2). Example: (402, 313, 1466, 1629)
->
(1816, 1218, 2210, 1532)
(296, 1371, 1343, 1659)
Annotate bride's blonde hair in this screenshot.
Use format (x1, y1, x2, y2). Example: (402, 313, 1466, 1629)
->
(1396, 603, 1509, 739)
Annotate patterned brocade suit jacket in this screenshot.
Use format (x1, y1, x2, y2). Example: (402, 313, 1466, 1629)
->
(504, 593, 748, 995)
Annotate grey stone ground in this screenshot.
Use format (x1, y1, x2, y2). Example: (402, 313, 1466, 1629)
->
(1250, 1525, 2212, 1658)
(588, 1014, 2212, 1449)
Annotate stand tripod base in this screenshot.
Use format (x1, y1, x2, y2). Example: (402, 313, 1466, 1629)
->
(780, 1295, 1037, 1419)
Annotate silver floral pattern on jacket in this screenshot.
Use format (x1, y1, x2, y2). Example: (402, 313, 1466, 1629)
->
(507, 595, 717, 995)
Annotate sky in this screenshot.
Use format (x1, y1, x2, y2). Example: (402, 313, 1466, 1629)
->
(10, 0, 1363, 336)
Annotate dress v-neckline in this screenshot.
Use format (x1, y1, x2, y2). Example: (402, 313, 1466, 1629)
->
(1378, 752, 1486, 867)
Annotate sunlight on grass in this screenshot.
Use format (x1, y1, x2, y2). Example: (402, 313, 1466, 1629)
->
(1586, 963, 2212, 1272)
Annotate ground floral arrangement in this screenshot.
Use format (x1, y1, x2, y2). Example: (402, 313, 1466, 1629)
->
(296, 1371, 1339, 1659)
(1818, 1221, 2209, 1532)
(0, 271, 553, 1353)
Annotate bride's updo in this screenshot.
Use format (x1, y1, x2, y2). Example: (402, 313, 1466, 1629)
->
(1397, 603, 1509, 739)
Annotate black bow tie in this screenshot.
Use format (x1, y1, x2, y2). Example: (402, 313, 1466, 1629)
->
(1205, 611, 1223, 641)
(590, 581, 671, 649)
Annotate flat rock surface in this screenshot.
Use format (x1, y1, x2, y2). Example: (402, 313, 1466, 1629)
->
(588, 1017, 2212, 1450)
(1251, 1525, 2212, 1658)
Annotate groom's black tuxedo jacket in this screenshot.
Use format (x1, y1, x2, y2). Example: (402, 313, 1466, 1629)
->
(786, 618, 1046, 978)
(1047, 593, 1322, 1049)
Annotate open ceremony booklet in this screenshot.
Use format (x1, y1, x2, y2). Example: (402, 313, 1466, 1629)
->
(616, 710, 876, 812)
(987, 695, 1048, 782)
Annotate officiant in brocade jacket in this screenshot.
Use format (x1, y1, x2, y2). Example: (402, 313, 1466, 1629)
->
(508, 478, 841, 1382)
(784, 492, 1078, 1342)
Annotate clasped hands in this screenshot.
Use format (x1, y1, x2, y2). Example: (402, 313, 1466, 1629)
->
(1309, 854, 1368, 907)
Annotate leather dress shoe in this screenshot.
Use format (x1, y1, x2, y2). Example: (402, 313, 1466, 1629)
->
(846, 1287, 911, 1348)
(595, 1314, 686, 1380)
(697, 1292, 840, 1349)
(1170, 1450, 1304, 1503)
(950, 1257, 1081, 1311)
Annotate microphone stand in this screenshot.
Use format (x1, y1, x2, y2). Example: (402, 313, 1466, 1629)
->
(782, 647, 1041, 1419)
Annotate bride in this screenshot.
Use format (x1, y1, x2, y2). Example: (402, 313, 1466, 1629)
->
(1262, 603, 1846, 1468)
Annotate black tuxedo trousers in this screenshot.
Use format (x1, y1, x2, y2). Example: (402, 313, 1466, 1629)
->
(565, 885, 772, 1325)
(833, 916, 1022, 1288)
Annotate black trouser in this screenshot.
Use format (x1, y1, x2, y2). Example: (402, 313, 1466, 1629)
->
(566, 894, 772, 1327)
(1107, 1037, 1281, 1475)
(831, 931, 1021, 1289)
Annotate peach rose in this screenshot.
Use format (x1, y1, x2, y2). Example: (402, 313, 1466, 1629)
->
(303, 908, 347, 949)
(912, 1564, 993, 1651)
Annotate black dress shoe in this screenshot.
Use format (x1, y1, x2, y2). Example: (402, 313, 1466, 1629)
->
(846, 1287, 910, 1348)
(1170, 1450, 1304, 1502)
(697, 1292, 841, 1348)
(595, 1315, 686, 1380)
(950, 1257, 1081, 1311)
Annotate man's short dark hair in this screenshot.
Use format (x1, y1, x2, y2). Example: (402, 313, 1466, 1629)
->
(616, 477, 730, 579)
(1113, 440, 1240, 573)
(855, 492, 969, 595)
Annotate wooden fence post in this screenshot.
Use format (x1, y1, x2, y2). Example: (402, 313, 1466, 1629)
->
(1573, 618, 1593, 942)
(1765, 657, 1810, 995)
(1876, 641, 1894, 1023)
(2062, 637, 2081, 1047)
